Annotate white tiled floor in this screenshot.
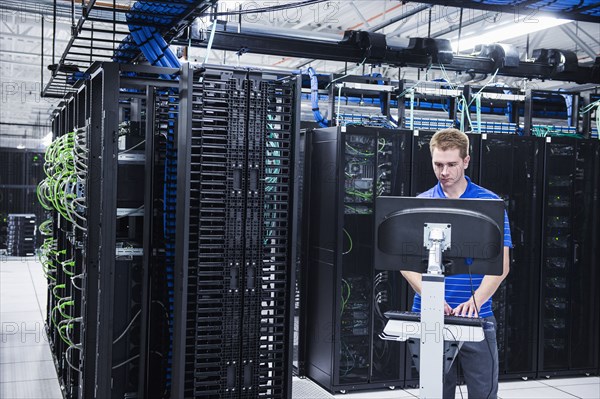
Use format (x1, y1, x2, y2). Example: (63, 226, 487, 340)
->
(1, 257, 599, 399)
(1, 257, 62, 399)
(292, 377, 600, 399)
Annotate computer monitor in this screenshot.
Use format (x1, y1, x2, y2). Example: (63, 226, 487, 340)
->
(374, 196, 505, 275)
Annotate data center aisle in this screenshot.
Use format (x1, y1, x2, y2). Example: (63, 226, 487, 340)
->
(1, 258, 598, 399)
(292, 376, 600, 399)
(0, 257, 62, 398)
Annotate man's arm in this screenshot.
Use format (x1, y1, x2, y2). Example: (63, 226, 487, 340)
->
(400, 270, 422, 294)
(401, 270, 453, 315)
(453, 246, 510, 317)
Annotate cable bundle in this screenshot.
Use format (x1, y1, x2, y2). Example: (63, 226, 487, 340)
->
(307, 67, 329, 127)
(37, 130, 87, 232)
(114, 0, 203, 68)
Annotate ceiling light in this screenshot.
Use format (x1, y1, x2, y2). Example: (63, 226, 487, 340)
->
(16, 144, 26, 149)
(452, 17, 572, 53)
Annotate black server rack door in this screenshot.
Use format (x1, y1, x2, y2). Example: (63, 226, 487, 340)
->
(480, 134, 542, 378)
(305, 127, 341, 389)
(385, 130, 412, 198)
(466, 133, 480, 184)
(340, 128, 377, 387)
(411, 131, 437, 196)
(569, 140, 599, 371)
(341, 127, 409, 388)
(540, 137, 575, 373)
(304, 127, 410, 392)
(370, 129, 412, 386)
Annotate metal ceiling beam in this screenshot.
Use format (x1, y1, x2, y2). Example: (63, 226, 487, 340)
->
(349, 1, 370, 28)
(0, 49, 58, 59)
(283, 4, 431, 70)
(396, 0, 600, 23)
(0, 122, 51, 127)
(0, 0, 74, 19)
(182, 26, 600, 84)
(430, 13, 491, 39)
(0, 30, 71, 45)
(559, 24, 598, 61)
(367, 4, 431, 33)
(577, 23, 600, 47)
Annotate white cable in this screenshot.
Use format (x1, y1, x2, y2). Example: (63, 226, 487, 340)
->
(112, 354, 140, 370)
(113, 310, 141, 344)
(118, 140, 146, 155)
(203, 19, 218, 65)
(336, 84, 343, 126)
(409, 89, 415, 130)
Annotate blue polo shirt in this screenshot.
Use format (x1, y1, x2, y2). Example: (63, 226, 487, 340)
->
(411, 176, 512, 318)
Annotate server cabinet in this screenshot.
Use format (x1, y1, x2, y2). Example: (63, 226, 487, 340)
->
(479, 134, 543, 379)
(0, 148, 48, 247)
(410, 130, 481, 197)
(42, 63, 180, 399)
(538, 137, 600, 376)
(5, 214, 36, 256)
(173, 65, 299, 398)
(303, 125, 412, 393)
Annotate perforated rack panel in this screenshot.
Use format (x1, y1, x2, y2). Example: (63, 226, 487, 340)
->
(180, 66, 298, 398)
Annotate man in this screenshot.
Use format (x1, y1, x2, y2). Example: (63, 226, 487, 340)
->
(401, 128, 512, 399)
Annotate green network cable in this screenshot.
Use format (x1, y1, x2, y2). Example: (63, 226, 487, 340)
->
(345, 142, 373, 156)
(346, 188, 372, 200)
(38, 131, 87, 231)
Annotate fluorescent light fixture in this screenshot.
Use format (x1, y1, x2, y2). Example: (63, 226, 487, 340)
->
(452, 17, 572, 53)
(42, 132, 53, 147)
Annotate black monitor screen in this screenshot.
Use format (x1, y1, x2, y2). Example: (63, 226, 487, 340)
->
(374, 196, 505, 275)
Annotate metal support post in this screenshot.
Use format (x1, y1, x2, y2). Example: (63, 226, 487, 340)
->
(94, 61, 120, 399)
(397, 79, 406, 127)
(523, 89, 533, 136)
(137, 86, 156, 399)
(79, 68, 103, 399)
(420, 225, 449, 398)
(461, 85, 472, 132)
(328, 73, 336, 127)
(571, 93, 580, 132)
(172, 62, 194, 399)
(581, 92, 592, 138)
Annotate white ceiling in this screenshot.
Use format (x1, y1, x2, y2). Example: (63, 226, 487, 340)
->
(1, 0, 599, 148)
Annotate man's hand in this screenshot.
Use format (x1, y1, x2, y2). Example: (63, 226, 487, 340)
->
(452, 246, 511, 318)
(452, 297, 480, 317)
(444, 302, 453, 315)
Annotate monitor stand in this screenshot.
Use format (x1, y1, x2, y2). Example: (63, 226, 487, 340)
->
(380, 223, 485, 398)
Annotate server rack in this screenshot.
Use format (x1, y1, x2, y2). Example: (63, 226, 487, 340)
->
(538, 137, 600, 377)
(42, 62, 180, 399)
(172, 64, 300, 398)
(0, 148, 47, 249)
(479, 134, 543, 379)
(303, 125, 412, 393)
(5, 214, 36, 256)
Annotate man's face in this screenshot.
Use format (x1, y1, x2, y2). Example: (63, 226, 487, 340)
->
(431, 147, 469, 191)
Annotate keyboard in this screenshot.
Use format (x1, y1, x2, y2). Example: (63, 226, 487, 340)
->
(384, 310, 484, 327)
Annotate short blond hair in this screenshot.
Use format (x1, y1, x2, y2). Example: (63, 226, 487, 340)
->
(430, 128, 469, 159)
